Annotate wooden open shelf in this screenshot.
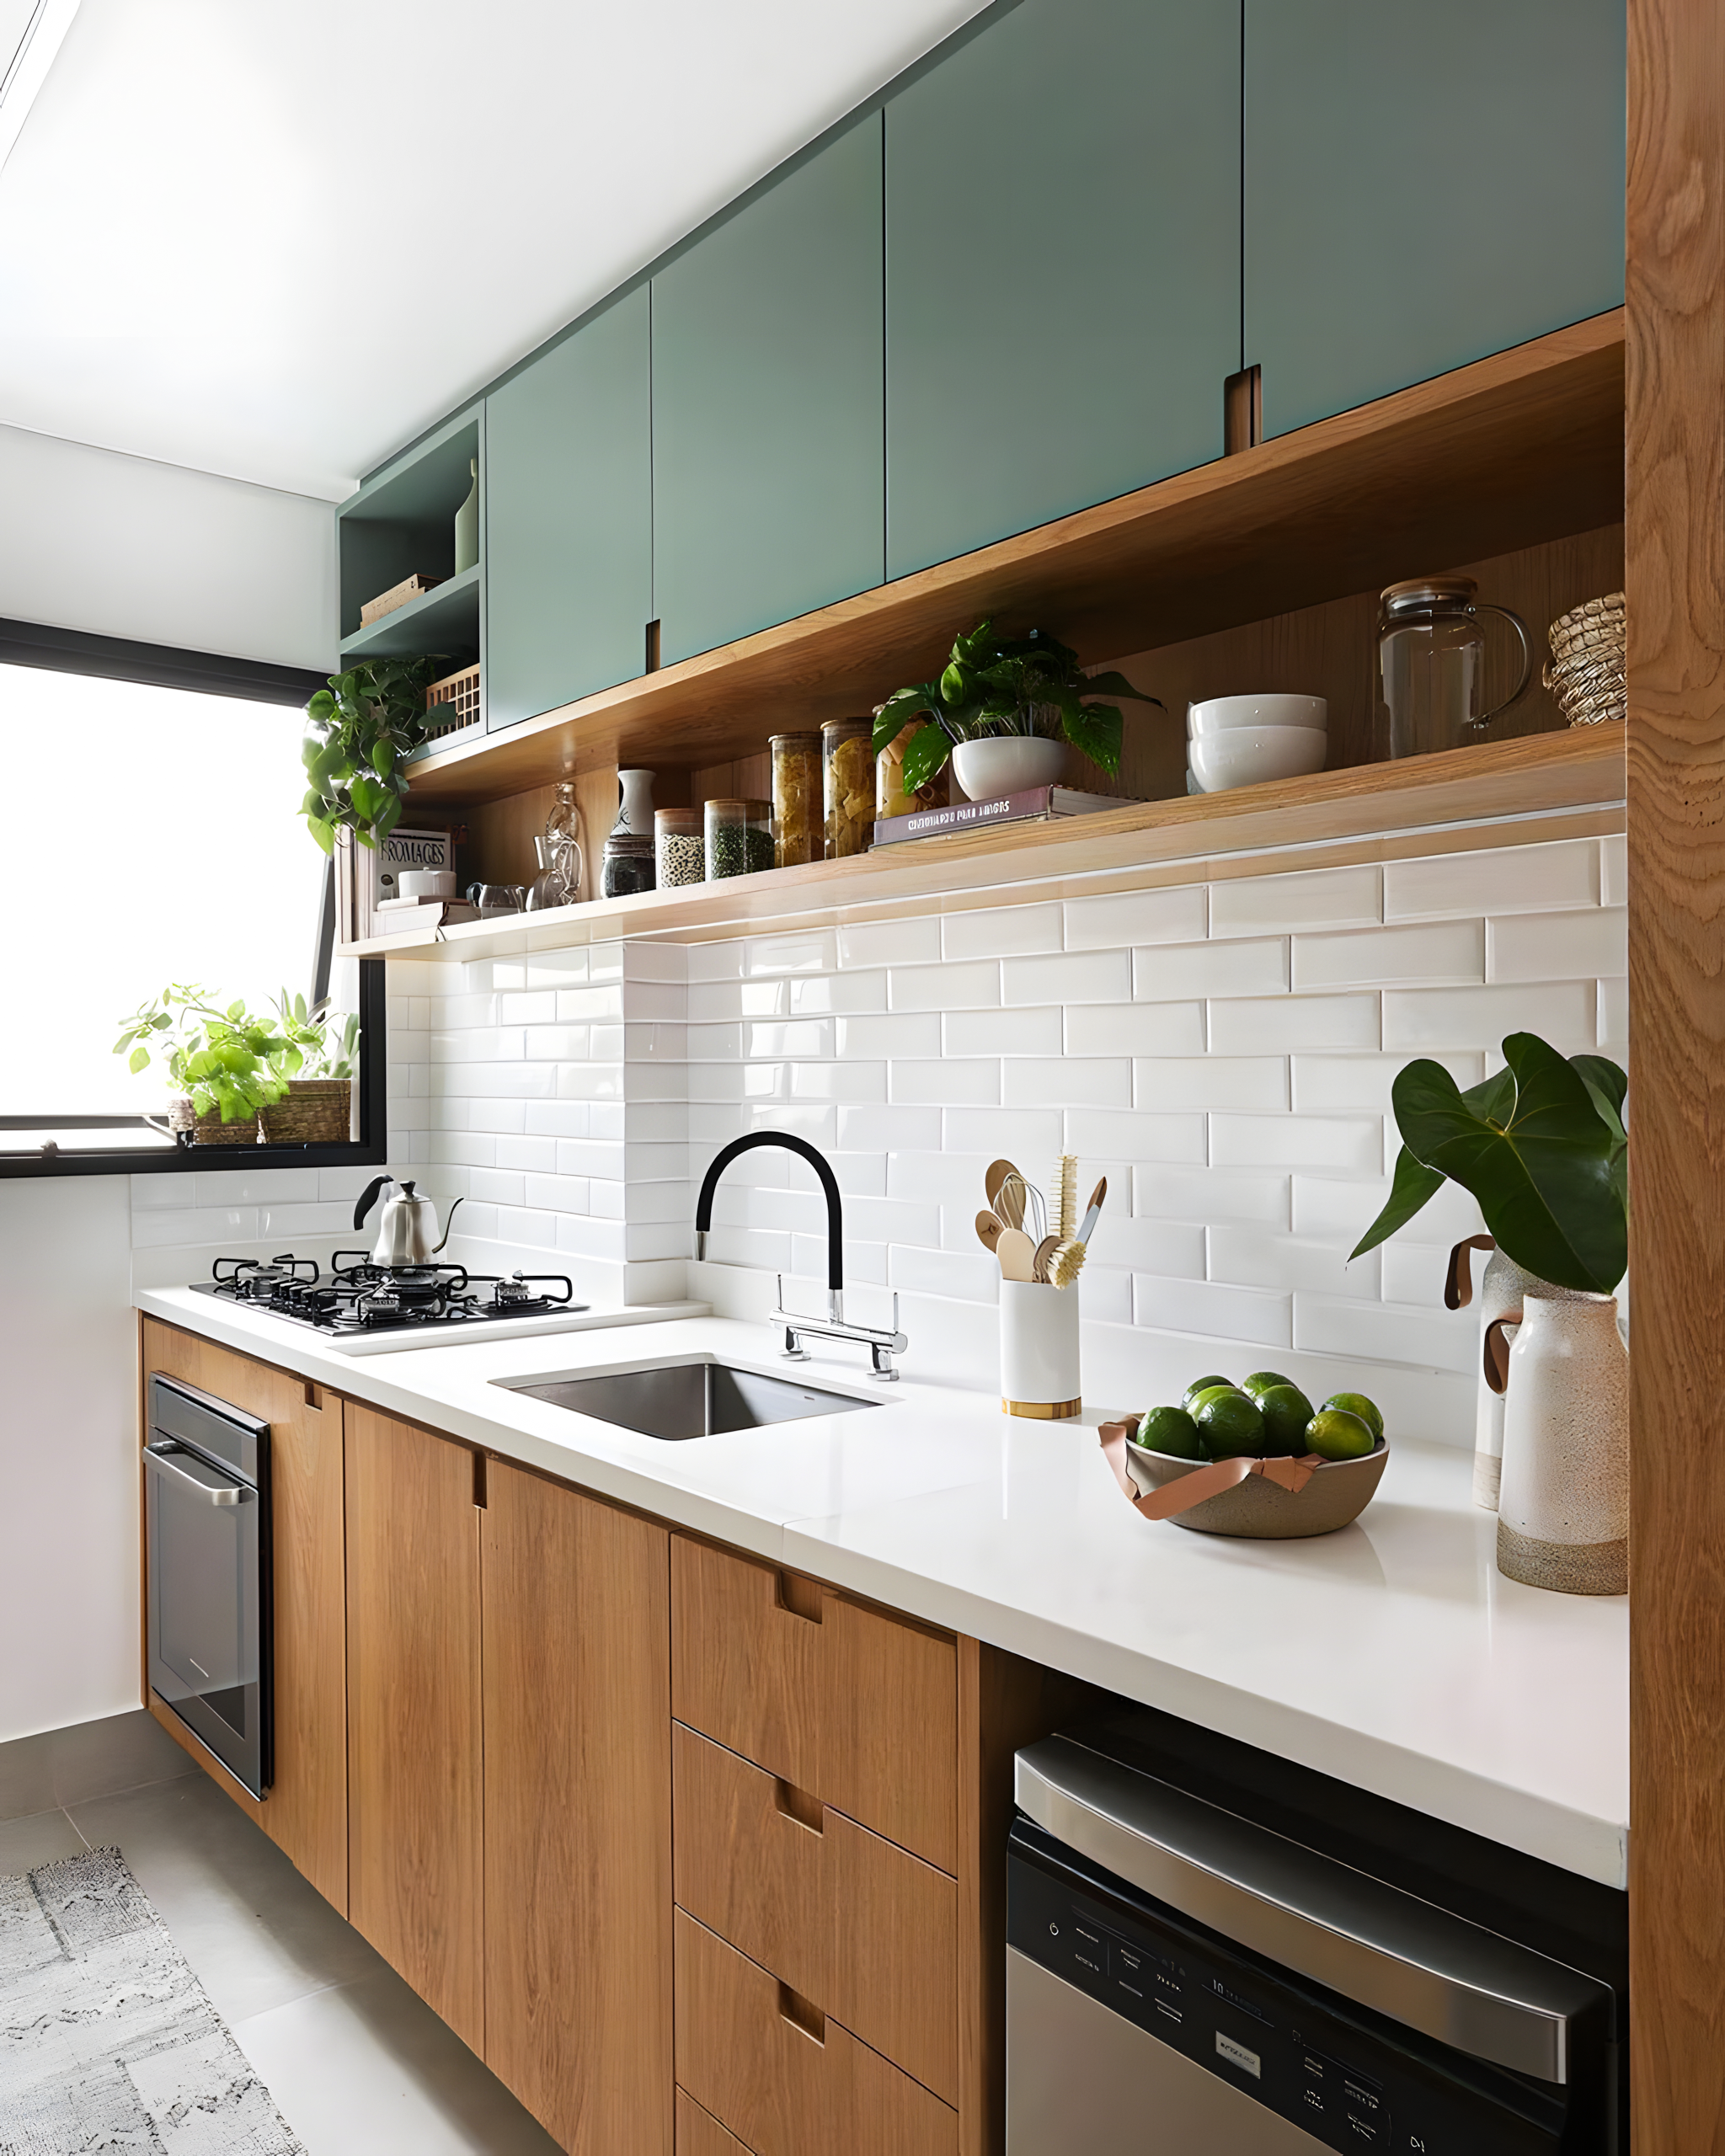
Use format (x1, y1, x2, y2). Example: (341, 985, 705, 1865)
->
(402, 311, 1624, 810)
(349, 725, 1626, 960)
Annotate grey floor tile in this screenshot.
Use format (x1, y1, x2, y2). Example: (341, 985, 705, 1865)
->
(66, 1774, 379, 2025)
(0, 1806, 88, 1875)
(0, 1708, 197, 1822)
(232, 1974, 564, 2156)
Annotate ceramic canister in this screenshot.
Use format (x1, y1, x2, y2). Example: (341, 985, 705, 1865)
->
(1000, 1280, 1081, 1418)
(1471, 1251, 1589, 1512)
(1496, 1291, 1628, 1596)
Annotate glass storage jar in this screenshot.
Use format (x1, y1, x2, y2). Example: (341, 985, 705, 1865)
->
(705, 798, 772, 880)
(822, 717, 874, 858)
(654, 807, 704, 889)
(875, 717, 951, 821)
(600, 832, 655, 899)
(770, 731, 821, 867)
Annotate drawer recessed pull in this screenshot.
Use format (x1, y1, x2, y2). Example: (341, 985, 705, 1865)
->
(777, 1570, 823, 1623)
(302, 1381, 322, 1411)
(773, 1779, 825, 1833)
(777, 1981, 825, 2045)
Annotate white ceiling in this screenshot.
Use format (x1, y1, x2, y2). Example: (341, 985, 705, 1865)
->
(0, 0, 988, 501)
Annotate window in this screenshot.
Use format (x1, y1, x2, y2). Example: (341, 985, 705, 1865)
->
(0, 623, 385, 1174)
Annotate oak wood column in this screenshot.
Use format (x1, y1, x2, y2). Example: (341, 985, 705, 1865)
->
(1626, 0, 1725, 2145)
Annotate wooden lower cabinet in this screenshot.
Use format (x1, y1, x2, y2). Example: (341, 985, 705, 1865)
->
(676, 2089, 756, 2154)
(675, 1909, 958, 2156)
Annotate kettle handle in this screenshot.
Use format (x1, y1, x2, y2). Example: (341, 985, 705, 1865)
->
(1470, 605, 1534, 734)
(354, 1174, 393, 1231)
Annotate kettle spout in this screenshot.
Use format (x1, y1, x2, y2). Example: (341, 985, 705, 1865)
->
(432, 1196, 465, 1254)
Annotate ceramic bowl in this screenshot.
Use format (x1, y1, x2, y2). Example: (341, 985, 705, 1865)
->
(1122, 1438, 1390, 1539)
(1189, 727, 1328, 793)
(1188, 694, 1328, 736)
(951, 735, 1069, 800)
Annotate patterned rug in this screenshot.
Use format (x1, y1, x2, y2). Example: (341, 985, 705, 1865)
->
(0, 1844, 303, 2154)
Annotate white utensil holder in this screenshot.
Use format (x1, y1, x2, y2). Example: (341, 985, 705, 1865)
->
(1001, 1281, 1081, 1418)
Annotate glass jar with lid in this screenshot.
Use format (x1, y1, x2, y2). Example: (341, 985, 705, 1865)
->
(600, 832, 654, 899)
(705, 798, 772, 880)
(654, 807, 704, 889)
(822, 717, 874, 859)
(1376, 578, 1533, 759)
(770, 732, 821, 867)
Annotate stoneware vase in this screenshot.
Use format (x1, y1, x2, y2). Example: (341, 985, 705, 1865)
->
(1471, 1250, 1589, 1512)
(1496, 1291, 1628, 1596)
(951, 735, 1067, 802)
(1000, 1280, 1081, 1418)
(612, 768, 656, 838)
(453, 456, 478, 574)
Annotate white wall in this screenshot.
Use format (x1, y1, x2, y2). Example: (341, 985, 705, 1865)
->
(0, 423, 337, 669)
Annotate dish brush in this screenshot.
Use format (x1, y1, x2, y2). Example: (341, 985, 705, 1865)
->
(1047, 1236, 1086, 1289)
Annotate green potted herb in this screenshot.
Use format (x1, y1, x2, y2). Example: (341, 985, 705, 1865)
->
(873, 619, 1163, 802)
(300, 656, 439, 854)
(114, 986, 295, 1145)
(258, 993, 361, 1145)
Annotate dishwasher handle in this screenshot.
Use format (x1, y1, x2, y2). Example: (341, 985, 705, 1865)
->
(1016, 1736, 1607, 2085)
(144, 1441, 254, 1508)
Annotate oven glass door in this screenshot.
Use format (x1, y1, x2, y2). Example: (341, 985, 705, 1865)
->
(145, 1439, 265, 1796)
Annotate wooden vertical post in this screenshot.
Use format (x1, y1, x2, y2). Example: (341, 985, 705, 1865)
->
(1626, 0, 1725, 2145)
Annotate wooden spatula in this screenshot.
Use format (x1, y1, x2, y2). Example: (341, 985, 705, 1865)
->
(996, 1228, 1038, 1283)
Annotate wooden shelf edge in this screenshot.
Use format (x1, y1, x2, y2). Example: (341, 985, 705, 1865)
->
(342, 728, 1625, 961)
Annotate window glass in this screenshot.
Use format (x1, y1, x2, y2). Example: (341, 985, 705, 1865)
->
(0, 663, 327, 1117)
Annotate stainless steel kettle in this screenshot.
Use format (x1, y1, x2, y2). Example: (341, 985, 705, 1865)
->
(352, 1177, 464, 1267)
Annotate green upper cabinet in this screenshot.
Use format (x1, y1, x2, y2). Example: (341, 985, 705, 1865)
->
(884, 0, 1240, 583)
(651, 117, 885, 669)
(483, 286, 653, 730)
(1246, 0, 1626, 442)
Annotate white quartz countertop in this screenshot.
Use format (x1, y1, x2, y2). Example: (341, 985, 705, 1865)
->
(137, 1287, 1629, 1888)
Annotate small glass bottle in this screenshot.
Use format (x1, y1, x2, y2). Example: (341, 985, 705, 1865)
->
(600, 832, 655, 899)
(770, 732, 821, 867)
(705, 798, 772, 880)
(654, 807, 704, 889)
(822, 717, 874, 859)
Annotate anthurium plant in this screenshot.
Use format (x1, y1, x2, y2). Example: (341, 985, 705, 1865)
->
(873, 619, 1163, 793)
(1352, 1032, 1627, 1294)
(301, 656, 438, 853)
(114, 986, 296, 1125)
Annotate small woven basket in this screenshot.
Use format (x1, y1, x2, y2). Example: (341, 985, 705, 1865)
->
(171, 1097, 261, 1145)
(259, 1079, 352, 1145)
(425, 664, 482, 741)
(1542, 591, 1626, 727)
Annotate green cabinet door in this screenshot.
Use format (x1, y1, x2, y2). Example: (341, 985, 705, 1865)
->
(1246, 0, 1626, 440)
(651, 116, 884, 669)
(885, 0, 1240, 582)
(483, 286, 652, 729)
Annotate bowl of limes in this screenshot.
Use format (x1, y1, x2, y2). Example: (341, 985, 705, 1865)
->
(1120, 1371, 1388, 1539)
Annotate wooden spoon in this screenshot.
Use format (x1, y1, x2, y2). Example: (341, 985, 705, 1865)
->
(984, 1159, 1017, 1214)
(975, 1211, 1004, 1255)
(996, 1228, 1038, 1283)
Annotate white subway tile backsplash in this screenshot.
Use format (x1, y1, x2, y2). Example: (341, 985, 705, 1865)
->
(686, 1024, 742, 1063)
(1294, 1294, 1474, 1375)
(1487, 907, 1626, 984)
(523, 1026, 592, 1062)
(1209, 1227, 1380, 1301)
(686, 979, 745, 1023)
(1135, 937, 1286, 1001)
(838, 1103, 943, 1155)
(1088, 1216, 1207, 1279)
(887, 1150, 995, 1206)
(1382, 980, 1597, 1054)
(494, 1137, 561, 1180)
(1209, 995, 1381, 1054)
(1598, 977, 1627, 1049)
(1384, 838, 1599, 921)
(1134, 1166, 1290, 1228)
(744, 930, 836, 977)
(746, 1020, 832, 1061)
(1210, 863, 1382, 939)
(1600, 833, 1626, 907)
(194, 1167, 322, 1208)
(1210, 1114, 1383, 1174)
(556, 984, 625, 1022)
(1066, 1001, 1206, 1057)
(941, 1107, 1064, 1164)
(1135, 1275, 1292, 1348)
(890, 1059, 1001, 1107)
(133, 1207, 260, 1249)
(942, 903, 1063, 961)
(1290, 1050, 1482, 1114)
(942, 1006, 1062, 1057)
(785, 970, 884, 1017)
(791, 1061, 889, 1102)
(1065, 1110, 1207, 1164)
(889, 959, 1001, 1011)
(1380, 1241, 1452, 1307)
(686, 939, 743, 981)
(1005, 1058, 1132, 1109)
(1003, 948, 1132, 1006)
(1063, 883, 1206, 951)
(623, 942, 686, 983)
(847, 1193, 942, 1247)
(1292, 1171, 1481, 1244)
(1292, 919, 1484, 992)
(1135, 1056, 1287, 1112)
(499, 990, 558, 1024)
(889, 1242, 999, 1304)
(837, 917, 940, 970)
(837, 1012, 943, 1060)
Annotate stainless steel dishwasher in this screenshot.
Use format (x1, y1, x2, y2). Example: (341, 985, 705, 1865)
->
(1008, 1716, 1624, 2154)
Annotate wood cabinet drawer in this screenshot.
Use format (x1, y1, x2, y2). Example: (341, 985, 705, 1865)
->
(674, 1723, 958, 2104)
(671, 1536, 958, 1872)
(677, 2089, 754, 2155)
(675, 1910, 957, 2156)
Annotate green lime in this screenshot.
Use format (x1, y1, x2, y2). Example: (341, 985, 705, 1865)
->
(1134, 1406, 1208, 1460)
(1306, 1408, 1376, 1461)
(1322, 1391, 1384, 1443)
(1182, 1374, 1233, 1411)
(1192, 1388, 1265, 1459)
(1241, 1369, 1295, 1404)
(1256, 1383, 1315, 1457)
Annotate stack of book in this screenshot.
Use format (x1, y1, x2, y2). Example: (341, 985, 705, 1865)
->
(371, 896, 480, 939)
(870, 786, 1140, 848)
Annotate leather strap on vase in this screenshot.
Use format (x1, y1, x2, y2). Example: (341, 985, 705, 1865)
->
(1483, 1316, 1519, 1396)
(1445, 1234, 1497, 1311)
(1098, 1421, 1322, 1521)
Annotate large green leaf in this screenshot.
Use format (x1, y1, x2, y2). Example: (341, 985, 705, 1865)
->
(1061, 699, 1123, 774)
(1391, 1033, 1626, 1291)
(1350, 1145, 1448, 1260)
(900, 722, 951, 794)
(1082, 670, 1165, 708)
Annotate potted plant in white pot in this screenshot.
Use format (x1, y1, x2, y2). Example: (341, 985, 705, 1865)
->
(257, 993, 361, 1145)
(114, 986, 294, 1145)
(873, 620, 1163, 803)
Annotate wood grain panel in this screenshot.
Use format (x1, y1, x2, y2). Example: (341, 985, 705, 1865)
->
(674, 1909, 957, 2156)
(676, 2090, 755, 2155)
(141, 1320, 347, 1910)
(674, 1723, 958, 2102)
(1625, 0, 1725, 2145)
(482, 1462, 672, 2154)
(344, 1405, 483, 2052)
(671, 1538, 959, 1872)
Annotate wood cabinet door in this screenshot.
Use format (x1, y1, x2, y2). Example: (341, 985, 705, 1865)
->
(650, 113, 884, 668)
(1245, 0, 1626, 440)
(344, 1405, 483, 2052)
(484, 286, 653, 729)
(884, 0, 1239, 580)
(481, 1462, 673, 2154)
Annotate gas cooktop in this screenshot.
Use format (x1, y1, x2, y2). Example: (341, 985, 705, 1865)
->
(192, 1252, 589, 1339)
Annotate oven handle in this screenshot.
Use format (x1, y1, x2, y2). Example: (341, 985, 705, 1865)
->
(143, 1441, 254, 1508)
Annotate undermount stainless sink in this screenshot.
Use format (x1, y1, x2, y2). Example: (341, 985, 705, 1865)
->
(505, 1359, 880, 1441)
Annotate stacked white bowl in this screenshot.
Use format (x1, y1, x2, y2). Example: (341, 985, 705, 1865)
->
(1187, 694, 1328, 794)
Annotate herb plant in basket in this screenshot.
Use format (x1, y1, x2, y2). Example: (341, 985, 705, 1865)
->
(301, 656, 439, 854)
(258, 993, 361, 1145)
(114, 986, 293, 1144)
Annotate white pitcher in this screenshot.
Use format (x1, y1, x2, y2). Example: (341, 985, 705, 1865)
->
(1494, 1292, 1628, 1596)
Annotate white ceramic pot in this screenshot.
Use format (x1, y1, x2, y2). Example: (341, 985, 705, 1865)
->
(1188, 694, 1328, 735)
(1471, 1251, 1588, 1510)
(1000, 1281, 1081, 1418)
(952, 736, 1068, 802)
(1497, 1291, 1628, 1595)
(612, 768, 656, 837)
(1188, 727, 1328, 793)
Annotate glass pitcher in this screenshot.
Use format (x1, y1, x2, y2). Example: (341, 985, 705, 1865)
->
(1377, 578, 1532, 759)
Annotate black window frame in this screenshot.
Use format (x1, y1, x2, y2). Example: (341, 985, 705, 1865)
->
(0, 619, 387, 1180)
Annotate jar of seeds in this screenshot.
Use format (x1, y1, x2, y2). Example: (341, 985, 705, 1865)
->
(705, 798, 773, 880)
(770, 731, 821, 867)
(655, 807, 704, 889)
(822, 716, 874, 858)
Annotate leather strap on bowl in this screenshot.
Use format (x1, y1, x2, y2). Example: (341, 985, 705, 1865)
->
(1099, 1421, 1322, 1521)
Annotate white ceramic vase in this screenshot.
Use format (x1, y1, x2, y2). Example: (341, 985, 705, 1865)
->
(453, 457, 479, 574)
(952, 735, 1068, 802)
(1000, 1281, 1081, 1419)
(612, 768, 656, 837)
(1471, 1251, 1589, 1511)
(1496, 1292, 1628, 1596)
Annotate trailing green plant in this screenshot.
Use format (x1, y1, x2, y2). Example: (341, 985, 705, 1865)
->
(873, 619, 1163, 793)
(271, 990, 361, 1081)
(113, 986, 296, 1125)
(1352, 1031, 1627, 1294)
(301, 656, 439, 853)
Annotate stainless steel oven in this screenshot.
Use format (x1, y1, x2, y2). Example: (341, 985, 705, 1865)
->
(144, 1373, 271, 1796)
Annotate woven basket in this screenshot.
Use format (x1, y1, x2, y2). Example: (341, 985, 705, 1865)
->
(1542, 591, 1626, 727)
(425, 663, 482, 741)
(170, 1097, 261, 1146)
(259, 1079, 352, 1145)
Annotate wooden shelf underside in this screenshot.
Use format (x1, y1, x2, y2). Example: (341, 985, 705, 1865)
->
(403, 311, 1625, 808)
(348, 726, 1626, 961)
